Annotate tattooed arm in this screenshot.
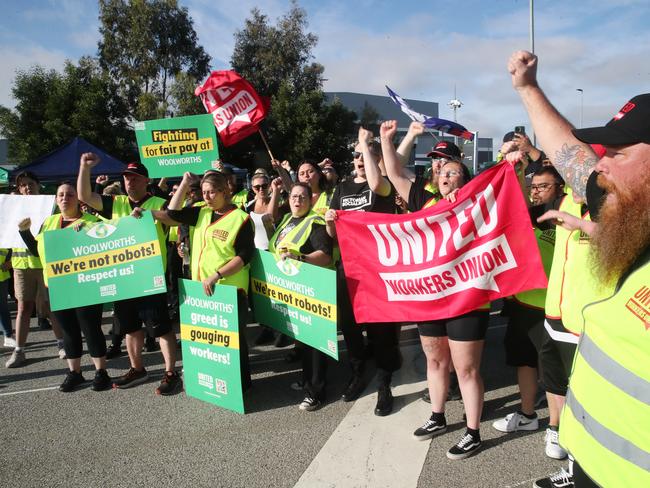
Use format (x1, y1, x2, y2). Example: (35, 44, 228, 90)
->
(508, 50, 598, 200)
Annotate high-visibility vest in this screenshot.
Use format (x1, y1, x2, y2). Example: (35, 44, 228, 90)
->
(514, 227, 555, 309)
(37, 213, 99, 286)
(560, 258, 650, 487)
(112, 195, 168, 267)
(268, 211, 330, 267)
(0, 248, 10, 282)
(545, 192, 582, 321)
(190, 207, 250, 292)
(312, 190, 333, 216)
(231, 189, 249, 210)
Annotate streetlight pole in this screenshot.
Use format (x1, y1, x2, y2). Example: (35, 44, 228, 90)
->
(529, 0, 535, 53)
(576, 88, 584, 128)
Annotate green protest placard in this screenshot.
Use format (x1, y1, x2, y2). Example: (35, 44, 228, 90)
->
(44, 213, 166, 311)
(179, 279, 243, 414)
(134, 113, 220, 177)
(250, 250, 338, 360)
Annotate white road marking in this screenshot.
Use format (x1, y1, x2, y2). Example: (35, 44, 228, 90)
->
(294, 345, 430, 488)
(0, 385, 59, 397)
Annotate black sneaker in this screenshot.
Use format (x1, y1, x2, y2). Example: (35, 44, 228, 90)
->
(106, 343, 123, 359)
(299, 395, 321, 411)
(59, 371, 85, 392)
(533, 469, 574, 488)
(341, 375, 366, 402)
(156, 370, 182, 396)
(92, 369, 111, 391)
(446, 432, 482, 460)
(112, 367, 148, 389)
(413, 415, 447, 440)
(374, 387, 393, 416)
(38, 317, 52, 330)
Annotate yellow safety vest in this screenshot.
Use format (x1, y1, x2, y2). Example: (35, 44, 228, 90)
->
(545, 192, 582, 321)
(231, 189, 249, 210)
(37, 213, 99, 286)
(268, 211, 330, 267)
(312, 190, 333, 216)
(514, 227, 555, 309)
(0, 248, 10, 282)
(560, 258, 650, 487)
(190, 207, 250, 292)
(112, 195, 168, 267)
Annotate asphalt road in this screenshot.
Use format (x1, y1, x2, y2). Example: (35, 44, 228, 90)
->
(0, 308, 565, 488)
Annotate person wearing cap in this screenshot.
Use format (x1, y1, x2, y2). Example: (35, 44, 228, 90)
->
(510, 49, 650, 488)
(77, 153, 181, 395)
(6, 171, 65, 368)
(381, 119, 488, 461)
(324, 127, 401, 417)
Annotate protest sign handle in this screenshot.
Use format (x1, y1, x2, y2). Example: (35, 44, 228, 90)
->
(257, 128, 275, 161)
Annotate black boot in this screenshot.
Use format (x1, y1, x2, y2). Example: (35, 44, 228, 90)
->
(374, 386, 393, 416)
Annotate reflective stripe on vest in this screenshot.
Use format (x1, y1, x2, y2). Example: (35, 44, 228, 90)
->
(191, 207, 250, 292)
(112, 195, 168, 269)
(268, 211, 325, 257)
(560, 259, 650, 487)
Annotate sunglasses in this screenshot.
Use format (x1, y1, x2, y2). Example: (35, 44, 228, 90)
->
(252, 184, 269, 190)
(352, 151, 363, 159)
(440, 170, 462, 178)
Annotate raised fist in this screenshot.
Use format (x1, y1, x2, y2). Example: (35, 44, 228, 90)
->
(508, 50, 538, 90)
(380, 120, 398, 140)
(358, 126, 374, 144)
(17, 217, 31, 231)
(81, 152, 100, 168)
(95, 175, 109, 185)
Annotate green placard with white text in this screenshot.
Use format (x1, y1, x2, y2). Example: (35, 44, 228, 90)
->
(179, 279, 244, 414)
(251, 250, 338, 360)
(44, 213, 166, 311)
(134, 114, 220, 177)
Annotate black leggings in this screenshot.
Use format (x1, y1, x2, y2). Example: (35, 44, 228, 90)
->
(53, 304, 106, 359)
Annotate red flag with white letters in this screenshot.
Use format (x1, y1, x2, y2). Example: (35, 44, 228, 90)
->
(335, 164, 547, 323)
(195, 71, 269, 147)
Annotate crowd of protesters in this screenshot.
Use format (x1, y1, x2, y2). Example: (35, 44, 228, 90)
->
(1, 50, 648, 488)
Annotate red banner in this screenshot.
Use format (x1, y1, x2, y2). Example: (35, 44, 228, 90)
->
(336, 164, 547, 323)
(195, 71, 269, 147)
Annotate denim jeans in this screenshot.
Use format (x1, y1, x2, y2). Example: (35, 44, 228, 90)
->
(0, 280, 12, 337)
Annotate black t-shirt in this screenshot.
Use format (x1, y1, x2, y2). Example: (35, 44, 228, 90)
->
(407, 176, 439, 212)
(330, 179, 395, 214)
(274, 217, 332, 256)
(167, 206, 256, 264)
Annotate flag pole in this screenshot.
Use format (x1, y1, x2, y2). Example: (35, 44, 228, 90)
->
(258, 128, 275, 161)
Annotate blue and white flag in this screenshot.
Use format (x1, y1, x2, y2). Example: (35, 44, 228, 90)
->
(385, 86, 474, 141)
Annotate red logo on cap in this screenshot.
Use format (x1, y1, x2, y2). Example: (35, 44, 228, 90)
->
(613, 102, 635, 121)
(436, 142, 448, 149)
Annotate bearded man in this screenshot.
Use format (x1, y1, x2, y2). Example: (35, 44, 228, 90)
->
(509, 50, 650, 488)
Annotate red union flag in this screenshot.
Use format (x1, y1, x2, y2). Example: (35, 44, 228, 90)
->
(335, 164, 548, 323)
(195, 71, 269, 146)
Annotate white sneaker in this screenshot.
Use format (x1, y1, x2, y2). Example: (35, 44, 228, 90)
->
(545, 428, 568, 459)
(58, 347, 67, 360)
(3, 336, 16, 348)
(492, 411, 539, 432)
(6, 349, 26, 368)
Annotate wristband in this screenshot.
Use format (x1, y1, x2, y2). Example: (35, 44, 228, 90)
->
(216, 271, 223, 281)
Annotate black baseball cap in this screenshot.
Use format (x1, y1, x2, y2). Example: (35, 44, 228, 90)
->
(122, 162, 149, 178)
(426, 141, 462, 162)
(573, 93, 650, 145)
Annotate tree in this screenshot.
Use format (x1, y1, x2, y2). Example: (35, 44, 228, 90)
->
(224, 2, 356, 169)
(0, 58, 132, 164)
(98, 0, 211, 121)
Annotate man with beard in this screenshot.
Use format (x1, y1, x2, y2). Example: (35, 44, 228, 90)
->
(510, 50, 650, 488)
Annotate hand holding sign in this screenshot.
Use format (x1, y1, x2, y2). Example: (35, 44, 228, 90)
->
(18, 217, 31, 231)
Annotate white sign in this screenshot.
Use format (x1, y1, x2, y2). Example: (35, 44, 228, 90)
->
(0, 195, 55, 248)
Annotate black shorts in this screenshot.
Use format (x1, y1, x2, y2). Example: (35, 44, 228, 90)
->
(504, 301, 545, 368)
(113, 293, 172, 337)
(417, 310, 489, 341)
(539, 318, 578, 396)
